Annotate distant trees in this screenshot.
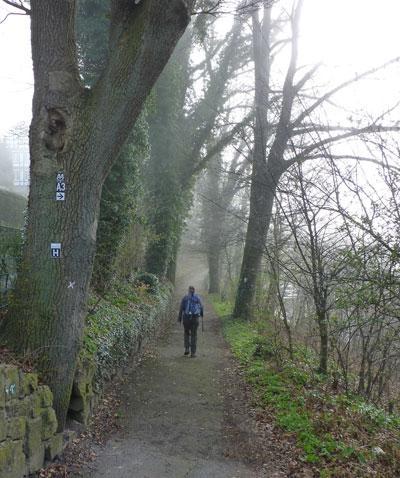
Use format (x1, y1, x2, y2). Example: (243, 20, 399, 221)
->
(1, 0, 195, 428)
(200, 148, 247, 293)
(145, 13, 250, 280)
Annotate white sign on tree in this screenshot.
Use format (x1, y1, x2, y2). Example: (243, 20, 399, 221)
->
(51, 243, 61, 258)
(56, 172, 66, 201)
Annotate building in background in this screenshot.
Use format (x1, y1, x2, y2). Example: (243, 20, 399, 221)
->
(2, 124, 30, 195)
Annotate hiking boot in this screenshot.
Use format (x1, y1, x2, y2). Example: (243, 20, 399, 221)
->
(190, 353, 196, 358)
(184, 349, 190, 356)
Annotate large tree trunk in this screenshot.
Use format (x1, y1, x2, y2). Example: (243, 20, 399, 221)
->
(1, 0, 193, 429)
(233, 7, 272, 319)
(233, 1, 301, 319)
(233, 176, 277, 318)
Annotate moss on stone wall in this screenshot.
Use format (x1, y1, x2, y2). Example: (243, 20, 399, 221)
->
(0, 276, 173, 477)
(0, 365, 64, 478)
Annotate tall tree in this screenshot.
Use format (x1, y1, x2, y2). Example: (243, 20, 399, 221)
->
(233, 0, 399, 319)
(233, 2, 272, 318)
(145, 12, 249, 279)
(1, 0, 195, 428)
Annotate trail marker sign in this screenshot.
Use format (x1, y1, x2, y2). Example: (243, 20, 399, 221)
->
(51, 243, 61, 258)
(56, 172, 66, 201)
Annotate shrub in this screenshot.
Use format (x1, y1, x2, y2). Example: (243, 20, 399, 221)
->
(133, 272, 159, 294)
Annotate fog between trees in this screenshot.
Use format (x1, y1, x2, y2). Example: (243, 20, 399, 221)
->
(1, 0, 400, 433)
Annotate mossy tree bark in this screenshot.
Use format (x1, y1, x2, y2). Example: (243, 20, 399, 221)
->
(1, 0, 194, 429)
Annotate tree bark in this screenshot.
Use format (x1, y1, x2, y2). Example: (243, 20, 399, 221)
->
(317, 310, 329, 375)
(233, 1, 302, 319)
(207, 247, 221, 294)
(233, 6, 272, 319)
(1, 0, 193, 429)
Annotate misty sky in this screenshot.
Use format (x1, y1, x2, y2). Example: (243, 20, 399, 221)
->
(0, 0, 399, 137)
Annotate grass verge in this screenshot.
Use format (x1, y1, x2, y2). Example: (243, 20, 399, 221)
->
(210, 295, 400, 477)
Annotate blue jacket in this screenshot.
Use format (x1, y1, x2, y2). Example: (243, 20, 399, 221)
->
(178, 293, 203, 321)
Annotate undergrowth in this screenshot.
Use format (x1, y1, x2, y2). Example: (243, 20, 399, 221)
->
(81, 276, 171, 384)
(210, 295, 400, 477)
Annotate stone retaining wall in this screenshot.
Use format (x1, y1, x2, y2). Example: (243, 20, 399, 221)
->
(0, 365, 64, 478)
(69, 283, 174, 425)
(0, 281, 174, 477)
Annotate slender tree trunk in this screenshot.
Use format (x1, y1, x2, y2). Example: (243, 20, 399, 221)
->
(317, 310, 329, 374)
(166, 238, 180, 284)
(275, 280, 294, 360)
(233, 178, 277, 319)
(207, 246, 221, 294)
(202, 155, 223, 294)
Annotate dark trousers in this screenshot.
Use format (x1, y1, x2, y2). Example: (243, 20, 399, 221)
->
(183, 315, 199, 354)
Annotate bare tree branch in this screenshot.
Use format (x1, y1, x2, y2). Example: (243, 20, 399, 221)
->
(1, 0, 30, 14)
(298, 154, 400, 173)
(291, 56, 400, 128)
(285, 124, 400, 168)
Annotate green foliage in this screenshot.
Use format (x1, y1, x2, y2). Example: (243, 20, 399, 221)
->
(353, 402, 400, 430)
(0, 227, 23, 262)
(133, 272, 159, 294)
(81, 280, 172, 384)
(208, 294, 233, 317)
(0, 227, 23, 303)
(144, 32, 194, 278)
(75, 0, 109, 87)
(92, 117, 149, 292)
(211, 296, 400, 474)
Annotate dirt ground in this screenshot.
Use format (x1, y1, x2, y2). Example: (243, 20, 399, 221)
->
(74, 289, 307, 478)
(61, 255, 303, 478)
(81, 301, 264, 478)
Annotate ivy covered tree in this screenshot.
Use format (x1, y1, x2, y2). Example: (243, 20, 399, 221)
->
(76, 0, 150, 293)
(145, 12, 250, 280)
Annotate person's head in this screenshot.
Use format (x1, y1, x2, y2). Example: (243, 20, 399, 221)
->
(188, 285, 195, 295)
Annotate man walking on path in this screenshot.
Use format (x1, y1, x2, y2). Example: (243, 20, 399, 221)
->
(178, 285, 204, 357)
